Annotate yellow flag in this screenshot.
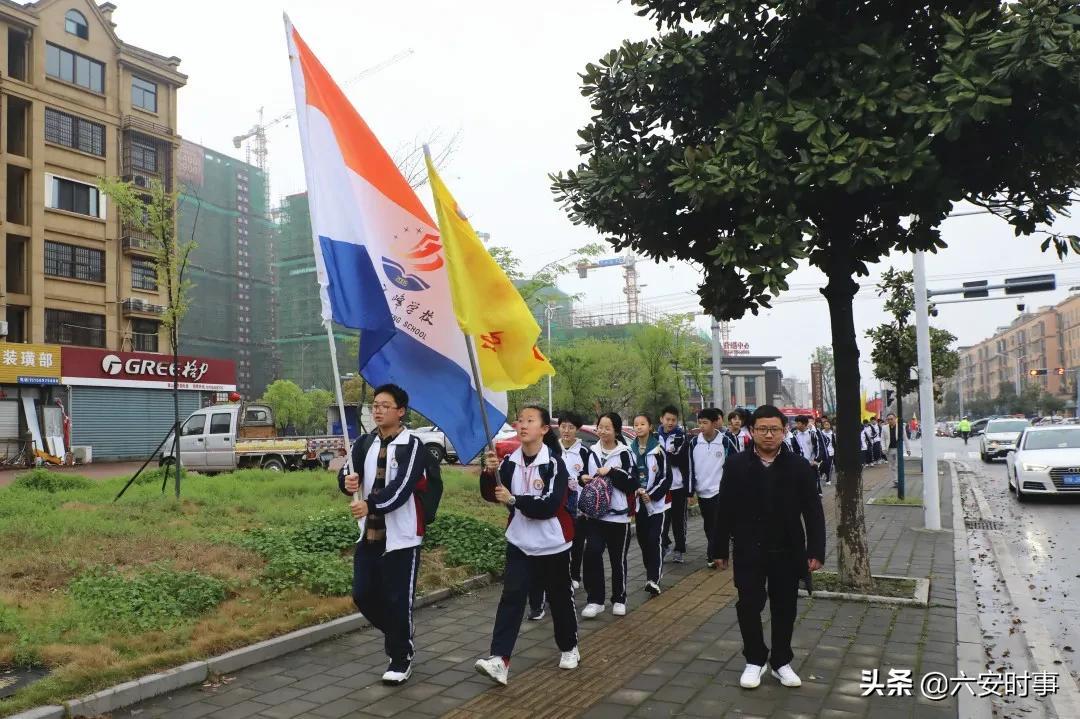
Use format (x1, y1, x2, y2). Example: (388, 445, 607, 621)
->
(425, 154, 555, 391)
(860, 391, 875, 422)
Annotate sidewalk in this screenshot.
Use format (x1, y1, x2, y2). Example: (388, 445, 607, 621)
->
(112, 464, 957, 719)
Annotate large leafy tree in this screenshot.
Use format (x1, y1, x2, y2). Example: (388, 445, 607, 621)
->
(553, 0, 1080, 589)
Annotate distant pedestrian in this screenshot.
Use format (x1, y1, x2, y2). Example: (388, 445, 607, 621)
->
(860, 420, 874, 466)
(730, 409, 753, 450)
(580, 412, 637, 619)
(818, 417, 835, 486)
(629, 413, 672, 595)
(475, 405, 579, 686)
(958, 416, 971, 445)
(885, 414, 900, 487)
(688, 407, 731, 569)
(556, 411, 597, 593)
(716, 405, 826, 690)
(339, 383, 426, 685)
(658, 405, 690, 564)
(789, 415, 826, 495)
(872, 417, 885, 465)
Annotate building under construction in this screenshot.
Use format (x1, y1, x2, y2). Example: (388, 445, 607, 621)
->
(273, 193, 357, 389)
(176, 141, 276, 397)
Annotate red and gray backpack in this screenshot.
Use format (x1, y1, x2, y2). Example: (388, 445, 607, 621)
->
(577, 476, 612, 519)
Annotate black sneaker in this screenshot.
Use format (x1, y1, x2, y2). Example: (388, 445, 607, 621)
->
(527, 607, 546, 621)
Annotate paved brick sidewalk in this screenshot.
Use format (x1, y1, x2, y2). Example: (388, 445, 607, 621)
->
(111, 464, 957, 719)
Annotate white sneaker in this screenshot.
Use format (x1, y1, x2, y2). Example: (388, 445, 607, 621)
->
(581, 603, 605, 618)
(474, 656, 508, 686)
(381, 662, 412, 685)
(571, 579, 580, 590)
(645, 581, 661, 596)
(739, 663, 767, 689)
(559, 646, 580, 670)
(771, 664, 802, 687)
(612, 602, 627, 616)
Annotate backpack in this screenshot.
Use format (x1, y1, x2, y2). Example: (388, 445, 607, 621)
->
(577, 476, 612, 519)
(355, 432, 443, 525)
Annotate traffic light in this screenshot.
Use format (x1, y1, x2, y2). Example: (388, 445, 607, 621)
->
(885, 389, 895, 406)
(1056, 367, 1066, 376)
(1029, 368, 1048, 377)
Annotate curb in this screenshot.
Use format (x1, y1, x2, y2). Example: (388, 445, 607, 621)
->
(8, 573, 492, 719)
(799, 575, 931, 607)
(865, 498, 923, 507)
(948, 460, 993, 719)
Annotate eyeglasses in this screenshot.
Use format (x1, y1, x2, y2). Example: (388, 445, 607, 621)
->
(753, 426, 784, 435)
(372, 403, 399, 411)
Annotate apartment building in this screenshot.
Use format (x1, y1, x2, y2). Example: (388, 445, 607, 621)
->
(0, 0, 185, 352)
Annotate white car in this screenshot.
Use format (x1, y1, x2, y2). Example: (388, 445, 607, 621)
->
(980, 418, 1030, 462)
(1006, 425, 1080, 501)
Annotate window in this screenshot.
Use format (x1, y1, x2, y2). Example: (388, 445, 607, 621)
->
(44, 108, 105, 156)
(48, 176, 102, 218)
(5, 237, 28, 294)
(209, 413, 232, 435)
(46, 43, 103, 93)
(131, 319, 158, 352)
(181, 414, 206, 436)
(7, 28, 28, 81)
(131, 142, 157, 172)
(131, 77, 157, 112)
(6, 166, 27, 225)
(7, 97, 29, 156)
(45, 309, 105, 347)
(3, 306, 27, 343)
(131, 259, 157, 290)
(45, 240, 105, 282)
(65, 10, 88, 39)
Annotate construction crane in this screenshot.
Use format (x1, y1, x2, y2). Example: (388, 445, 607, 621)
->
(232, 48, 415, 211)
(576, 253, 644, 324)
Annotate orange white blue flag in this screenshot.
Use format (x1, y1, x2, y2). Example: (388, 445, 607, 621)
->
(285, 17, 506, 459)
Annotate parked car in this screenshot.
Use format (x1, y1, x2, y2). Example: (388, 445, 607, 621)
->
(412, 426, 458, 464)
(968, 417, 992, 437)
(162, 403, 345, 473)
(979, 418, 1030, 462)
(1006, 424, 1080, 501)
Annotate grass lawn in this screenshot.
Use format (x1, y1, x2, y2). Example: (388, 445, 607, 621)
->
(0, 464, 503, 715)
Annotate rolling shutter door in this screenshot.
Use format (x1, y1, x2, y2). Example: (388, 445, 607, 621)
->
(0, 400, 18, 440)
(70, 387, 202, 461)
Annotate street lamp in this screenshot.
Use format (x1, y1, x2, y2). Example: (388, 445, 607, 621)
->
(544, 303, 564, 415)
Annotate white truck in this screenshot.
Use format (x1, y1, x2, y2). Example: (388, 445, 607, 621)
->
(161, 403, 346, 473)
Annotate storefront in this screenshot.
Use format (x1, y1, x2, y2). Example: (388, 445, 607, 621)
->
(61, 348, 236, 462)
(0, 342, 65, 462)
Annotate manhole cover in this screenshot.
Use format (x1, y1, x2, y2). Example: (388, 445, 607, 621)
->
(965, 518, 1004, 530)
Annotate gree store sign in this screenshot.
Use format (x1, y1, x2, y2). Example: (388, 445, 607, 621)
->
(0, 342, 63, 385)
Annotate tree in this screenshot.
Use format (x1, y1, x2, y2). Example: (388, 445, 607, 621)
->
(812, 346, 838, 414)
(866, 268, 959, 401)
(101, 177, 196, 498)
(552, 1, 1080, 590)
(939, 389, 960, 418)
(631, 324, 679, 416)
(260, 380, 309, 432)
(303, 388, 335, 435)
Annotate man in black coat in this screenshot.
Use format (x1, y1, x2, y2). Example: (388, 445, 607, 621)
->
(716, 404, 826, 690)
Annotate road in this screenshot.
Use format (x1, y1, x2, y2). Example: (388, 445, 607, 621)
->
(928, 434, 1080, 718)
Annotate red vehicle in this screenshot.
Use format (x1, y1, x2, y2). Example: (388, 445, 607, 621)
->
(494, 423, 633, 459)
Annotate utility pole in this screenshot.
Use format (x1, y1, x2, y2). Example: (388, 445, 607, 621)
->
(711, 318, 723, 408)
(913, 252, 941, 531)
(545, 303, 562, 415)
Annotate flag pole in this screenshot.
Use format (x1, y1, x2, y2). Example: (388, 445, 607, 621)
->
(423, 144, 496, 457)
(324, 321, 364, 534)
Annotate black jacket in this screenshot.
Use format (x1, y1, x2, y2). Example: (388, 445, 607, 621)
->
(715, 445, 826, 566)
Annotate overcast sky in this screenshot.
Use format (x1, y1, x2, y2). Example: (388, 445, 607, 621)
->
(116, 0, 1080, 385)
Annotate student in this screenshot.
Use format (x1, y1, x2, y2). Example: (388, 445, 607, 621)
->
(725, 410, 744, 451)
(630, 413, 672, 595)
(716, 405, 826, 690)
(580, 412, 637, 619)
(559, 411, 598, 591)
(475, 406, 579, 686)
(528, 410, 596, 620)
(872, 417, 885, 465)
(818, 417, 835, 486)
(789, 415, 826, 495)
(339, 384, 426, 685)
(658, 405, 690, 563)
(688, 407, 728, 569)
(736, 408, 754, 450)
(860, 420, 874, 466)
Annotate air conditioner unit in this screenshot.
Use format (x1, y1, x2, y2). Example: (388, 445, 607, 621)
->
(0, 321, 8, 336)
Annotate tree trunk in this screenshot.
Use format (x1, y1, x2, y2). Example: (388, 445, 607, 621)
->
(822, 268, 873, 591)
(173, 323, 181, 499)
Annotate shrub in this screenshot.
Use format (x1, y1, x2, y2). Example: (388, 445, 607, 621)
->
(261, 552, 352, 596)
(0, 603, 19, 634)
(424, 513, 506, 575)
(238, 515, 355, 596)
(69, 566, 228, 631)
(12, 469, 92, 493)
(129, 466, 189, 486)
(291, 510, 359, 554)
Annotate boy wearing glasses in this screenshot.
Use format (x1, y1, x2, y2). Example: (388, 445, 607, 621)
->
(340, 383, 427, 685)
(716, 405, 826, 690)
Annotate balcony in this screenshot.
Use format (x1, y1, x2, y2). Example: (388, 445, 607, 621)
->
(122, 297, 165, 317)
(122, 232, 157, 257)
(121, 114, 174, 138)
